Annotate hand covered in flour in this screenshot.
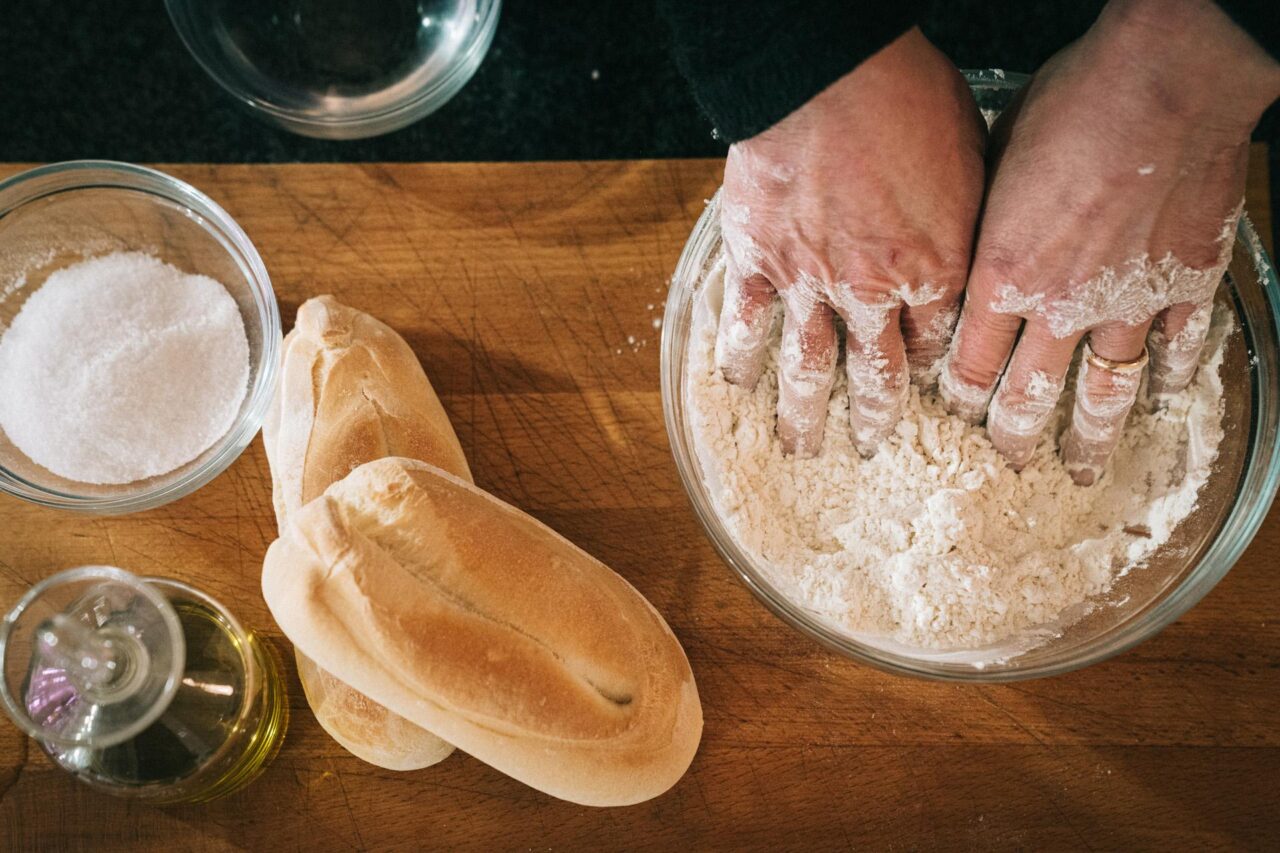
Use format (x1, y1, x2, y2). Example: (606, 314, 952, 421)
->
(717, 27, 985, 457)
(941, 0, 1280, 484)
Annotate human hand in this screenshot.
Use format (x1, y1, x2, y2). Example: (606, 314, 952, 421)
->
(716, 27, 985, 457)
(940, 0, 1280, 484)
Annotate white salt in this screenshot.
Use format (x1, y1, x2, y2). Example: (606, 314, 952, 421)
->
(0, 252, 250, 485)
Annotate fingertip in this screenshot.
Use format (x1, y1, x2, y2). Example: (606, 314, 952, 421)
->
(840, 307, 909, 458)
(849, 368, 909, 457)
(1059, 337, 1148, 485)
(983, 325, 1076, 469)
(778, 410, 824, 458)
(1066, 461, 1098, 487)
(852, 415, 900, 458)
(720, 357, 763, 388)
(778, 375, 833, 458)
(940, 359, 994, 425)
(989, 426, 1038, 471)
(1147, 300, 1213, 399)
(901, 291, 961, 384)
(776, 302, 837, 458)
(939, 300, 1021, 424)
(715, 265, 777, 389)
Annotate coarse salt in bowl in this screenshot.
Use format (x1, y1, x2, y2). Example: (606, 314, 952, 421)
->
(661, 71, 1280, 681)
(0, 161, 280, 514)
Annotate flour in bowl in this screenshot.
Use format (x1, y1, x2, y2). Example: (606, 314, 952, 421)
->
(686, 258, 1229, 655)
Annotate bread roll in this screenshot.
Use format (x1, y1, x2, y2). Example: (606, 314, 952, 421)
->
(294, 654, 454, 771)
(265, 295, 470, 530)
(264, 295, 468, 770)
(262, 457, 703, 807)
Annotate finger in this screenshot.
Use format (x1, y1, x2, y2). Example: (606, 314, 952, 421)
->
(939, 288, 1023, 424)
(900, 284, 960, 382)
(1060, 321, 1152, 486)
(1147, 299, 1213, 401)
(715, 256, 778, 388)
(986, 323, 1079, 469)
(776, 294, 837, 458)
(836, 301, 909, 456)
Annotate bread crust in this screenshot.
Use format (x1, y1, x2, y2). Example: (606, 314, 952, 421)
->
(264, 296, 469, 770)
(263, 458, 703, 807)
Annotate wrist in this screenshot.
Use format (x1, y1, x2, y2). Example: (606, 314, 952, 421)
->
(752, 28, 963, 148)
(1093, 0, 1280, 132)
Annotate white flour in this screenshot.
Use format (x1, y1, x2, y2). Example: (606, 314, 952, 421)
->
(687, 258, 1229, 658)
(985, 208, 1238, 340)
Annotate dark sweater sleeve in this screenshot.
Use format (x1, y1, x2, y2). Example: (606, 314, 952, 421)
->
(658, 1, 922, 143)
(1215, 1, 1280, 60)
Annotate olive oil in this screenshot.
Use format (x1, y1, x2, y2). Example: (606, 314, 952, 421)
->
(10, 575, 288, 803)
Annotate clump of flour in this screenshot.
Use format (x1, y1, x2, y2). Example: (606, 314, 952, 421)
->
(687, 258, 1228, 657)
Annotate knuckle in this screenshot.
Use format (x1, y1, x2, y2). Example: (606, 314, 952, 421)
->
(974, 245, 1025, 288)
(949, 355, 1000, 391)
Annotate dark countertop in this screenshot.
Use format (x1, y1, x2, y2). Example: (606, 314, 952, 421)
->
(2, 1, 1276, 241)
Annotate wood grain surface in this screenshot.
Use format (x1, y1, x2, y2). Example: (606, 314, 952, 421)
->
(0, 146, 1277, 852)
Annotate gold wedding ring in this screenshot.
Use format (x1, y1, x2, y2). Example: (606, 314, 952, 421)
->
(1083, 341, 1149, 374)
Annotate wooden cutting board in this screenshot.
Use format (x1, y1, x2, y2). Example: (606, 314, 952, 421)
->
(1, 148, 1277, 851)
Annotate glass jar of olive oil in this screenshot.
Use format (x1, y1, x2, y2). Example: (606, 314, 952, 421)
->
(1, 566, 287, 802)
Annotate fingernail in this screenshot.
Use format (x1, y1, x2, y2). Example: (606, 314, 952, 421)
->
(1146, 356, 1198, 399)
(1147, 344, 1200, 398)
(1067, 463, 1099, 486)
(781, 432, 821, 458)
(939, 361, 994, 425)
(715, 315, 771, 388)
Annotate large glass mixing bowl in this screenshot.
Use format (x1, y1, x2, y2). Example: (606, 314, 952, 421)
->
(166, 0, 501, 139)
(661, 71, 1280, 681)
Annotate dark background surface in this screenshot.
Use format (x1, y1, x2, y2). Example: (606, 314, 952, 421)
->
(1, 1, 1276, 233)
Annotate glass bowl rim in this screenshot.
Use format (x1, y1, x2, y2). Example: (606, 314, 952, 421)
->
(163, 0, 503, 139)
(659, 70, 1280, 682)
(0, 159, 281, 514)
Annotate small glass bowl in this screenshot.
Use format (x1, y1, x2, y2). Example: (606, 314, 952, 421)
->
(166, 0, 502, 140)
(0, 161, 280, 514)
(661, 71, 1280, 681)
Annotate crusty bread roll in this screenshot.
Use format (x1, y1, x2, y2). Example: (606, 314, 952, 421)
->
(265, 295, 471, 529)
(293, 654, 454, 771)
(264, 295, 468, 770)
(262, 457, 703, 807)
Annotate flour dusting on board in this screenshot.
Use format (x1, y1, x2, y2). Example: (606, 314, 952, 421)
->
(686, 257, 1230, 663)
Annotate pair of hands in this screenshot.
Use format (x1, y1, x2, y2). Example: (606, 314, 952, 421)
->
(717, 0, 1280, 483)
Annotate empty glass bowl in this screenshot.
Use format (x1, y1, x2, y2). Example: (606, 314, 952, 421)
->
(0, 161, 280, 514)
(166, 0, 502, 139)
(661, 71, 1280, 681)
